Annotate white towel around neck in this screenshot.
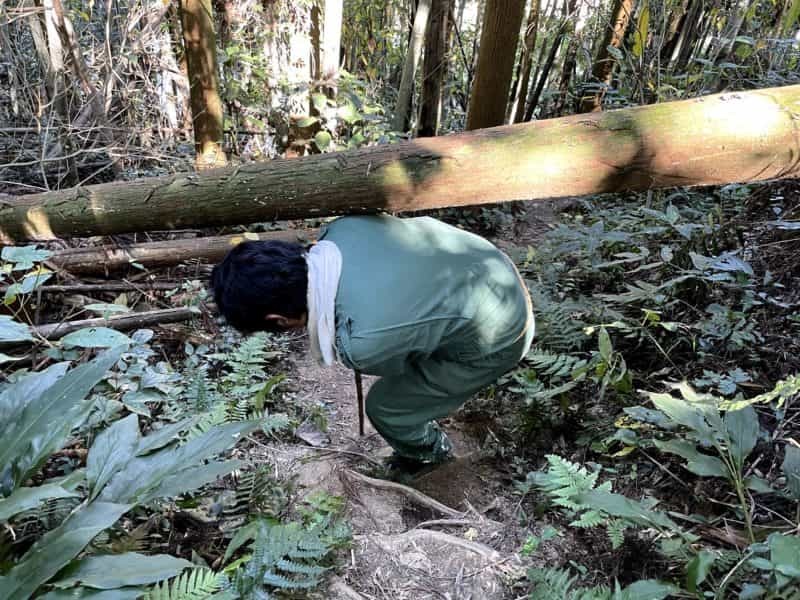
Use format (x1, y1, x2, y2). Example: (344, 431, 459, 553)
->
(305, 240, 342, 366)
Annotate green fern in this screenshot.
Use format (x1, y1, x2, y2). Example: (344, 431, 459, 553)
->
(531, 454, 612, 511)
(606, 519, 628, 550)
(225, 466, 291, 518)
(526, 350, 588, 380)
(144, 568, 230, 600)
(527, 567, 611, 600)
(527, 567, 677, 600)
(228, 520, 341, 597)
(529, 292, 588, 352)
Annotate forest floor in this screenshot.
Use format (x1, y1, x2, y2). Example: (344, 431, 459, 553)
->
(271, 201, 578, 599)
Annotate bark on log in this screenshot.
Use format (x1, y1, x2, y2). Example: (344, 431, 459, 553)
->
(0, 281, 182, 294)
(48, 230, 315, 275)
(2, 85, 800, 242)
(32, 307, 197, 341)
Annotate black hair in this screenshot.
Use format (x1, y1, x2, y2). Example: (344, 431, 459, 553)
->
(211, 240, 308, 333)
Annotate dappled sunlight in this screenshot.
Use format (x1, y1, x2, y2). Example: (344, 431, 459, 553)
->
(695, 92, 790, 141)
(23, 207, 55, 240)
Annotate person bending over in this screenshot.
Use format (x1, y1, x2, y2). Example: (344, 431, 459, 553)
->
(211, 214, 534, 473)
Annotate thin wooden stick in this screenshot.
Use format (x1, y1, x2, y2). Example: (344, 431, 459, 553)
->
(355, 370, 365, 436)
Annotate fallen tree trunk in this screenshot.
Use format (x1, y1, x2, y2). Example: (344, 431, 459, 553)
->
(2, 85, 800, 242)
(48, 230, 314, 275)
(32, 307, 197, 340)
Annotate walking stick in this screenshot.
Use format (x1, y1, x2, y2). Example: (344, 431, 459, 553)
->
(355, 371, 365, 436)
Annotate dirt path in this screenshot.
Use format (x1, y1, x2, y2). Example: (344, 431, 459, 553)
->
(280, 201, 572, 598)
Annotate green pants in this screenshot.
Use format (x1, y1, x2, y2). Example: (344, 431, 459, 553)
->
(365, 331, 532, 463)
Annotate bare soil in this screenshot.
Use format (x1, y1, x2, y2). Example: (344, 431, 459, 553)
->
(278, 201, 576, 599)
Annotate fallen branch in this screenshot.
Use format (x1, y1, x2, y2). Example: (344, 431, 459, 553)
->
(32, 306, 198, 340)
(48, 229, 316, 275)
(0, 281, 181, 294)
(342, 469, 463, 518)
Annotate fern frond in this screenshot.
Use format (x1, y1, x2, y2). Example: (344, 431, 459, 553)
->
(262, 570, 319, 589)
(527, 567, 612, 600)
(144, 568, 226, 600)
(570, 510, 606, 528)
(275, 558, 327, 576)
(526, 350, 588, 381)
(606, 519, 627, 550)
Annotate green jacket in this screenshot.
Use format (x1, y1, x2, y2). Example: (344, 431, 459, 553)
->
(320, 215, 530, 376)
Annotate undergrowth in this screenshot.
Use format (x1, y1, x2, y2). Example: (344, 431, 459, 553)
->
(500, 182, 800, 598)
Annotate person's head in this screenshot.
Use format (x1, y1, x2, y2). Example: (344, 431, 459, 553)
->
(211, 240, 308, 333)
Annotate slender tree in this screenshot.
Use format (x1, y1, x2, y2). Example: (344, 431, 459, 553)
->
(579, 0, 635, 113)
(466, 0, 526, 130)
(418, 0, 452, 137)
(509, 1, 541, 123)
(179, 0, 226, 169)
(525, 0, 575, 121)
(322, 0, 343, 97)
(393, 0, 433, 132)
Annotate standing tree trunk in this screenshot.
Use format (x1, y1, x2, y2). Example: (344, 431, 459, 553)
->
(579, 0, 635, 113)
(393, 0, 433, 132)
(418, 0, 452, 137)
(510, 1, 541, 123)
(466, 0, 526, 130)
(552, 32, 579, 117)
(525, 7, 570, 121)
(322, 0, 343, 97)
(179, 0, 226, 169)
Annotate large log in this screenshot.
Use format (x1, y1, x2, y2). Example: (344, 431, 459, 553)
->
(2, 85, 800, 242)
(48, 230, 315, 275)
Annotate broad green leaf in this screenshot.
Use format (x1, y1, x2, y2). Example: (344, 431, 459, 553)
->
(54, 552, 193, 590)
(0, 483, 78, 522)
(725, 405, 759, 467)
(782, 445, 800, 500)
(87, 414, 140, 500)
(1, 245, 53, 270)
(5, 501, 130, 600)
(648, 392, 716, 442)
(653, 439, 728, 478)
(40, 588, 143, 600)
(631, 2, 650, 59)
(101, 421, 258, 504)
(295, 116, 319, 128)
(136, 417, 196, 456)
(686, 549, 716, 593)
(622, 579, 678, 600)
(223, 520, 260, 562)
(20, 268, 53, 293)
(61, 327, 133, 349)
(121, 390, 163, 417)
(574, 489, 678, 530)
(0, 348, 122, 492)
(598, 327, 612, 361)
(85, 303, 131, 317)
(147, 459, 244, 502)
(0, 315, 32, 342)
(784, 0, 800, 36)
(0, 351, 24, 364)
(745, 476, 773, 494)
(737, 583, 766, 599)
(337, 102, 360, 124)
(768, 533, 800, 589)
(314, 130, 332, 151)
(311, 93, 328, 112)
